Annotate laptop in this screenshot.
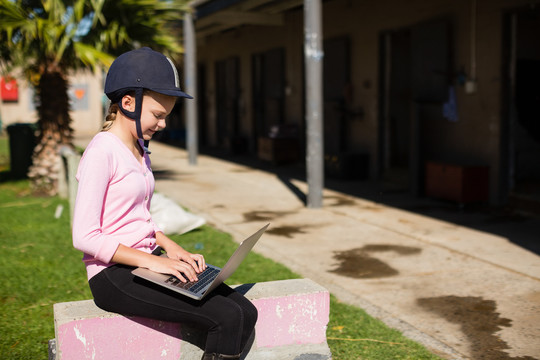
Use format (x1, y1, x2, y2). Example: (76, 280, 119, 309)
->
(132, 224, 269, 300)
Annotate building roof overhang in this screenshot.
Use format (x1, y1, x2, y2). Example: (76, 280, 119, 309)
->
(190, 0, 304, 39)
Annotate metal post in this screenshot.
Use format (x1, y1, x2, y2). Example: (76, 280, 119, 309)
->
(184, 10, 198, 165)
(304, 0, 324, 208)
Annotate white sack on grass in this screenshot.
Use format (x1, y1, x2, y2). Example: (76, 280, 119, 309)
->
(150, 193, 206, 235)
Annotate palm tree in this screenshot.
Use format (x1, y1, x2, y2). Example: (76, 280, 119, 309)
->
(0, 0, 189, 195)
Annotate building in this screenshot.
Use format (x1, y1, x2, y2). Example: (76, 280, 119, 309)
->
(181, 0, 539, 206)
(2, 0, 538, 208)
(0, 70, 105, 137)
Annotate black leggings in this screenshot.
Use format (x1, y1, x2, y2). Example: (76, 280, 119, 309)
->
(88, 248, 258, 356)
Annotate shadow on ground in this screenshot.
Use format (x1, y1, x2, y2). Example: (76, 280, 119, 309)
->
(159, 141, 540, 256)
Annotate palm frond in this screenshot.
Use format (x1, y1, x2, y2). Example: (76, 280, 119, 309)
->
(73, 42, 115, 70)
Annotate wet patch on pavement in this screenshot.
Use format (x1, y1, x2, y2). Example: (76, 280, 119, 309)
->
(152, 169, 177, 180)
(228, 167, 252, 173)
(324, 195, 357, 207)
(330, 244, 421, 278)
(243, 210, 294, 222)
(359, 204, 385, 212)
(243, 210, 310, 238)
(417, 295, 537, 360)
(266, 225, 309, 238)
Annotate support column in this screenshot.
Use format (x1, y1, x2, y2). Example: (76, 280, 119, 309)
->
(304, 0, 324, 208)
(184, 11, 198, 165)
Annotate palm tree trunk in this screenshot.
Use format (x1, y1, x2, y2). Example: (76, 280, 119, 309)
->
(28, 70, 74, 196)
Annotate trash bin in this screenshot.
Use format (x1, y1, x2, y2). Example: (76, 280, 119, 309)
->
(7, 123, 37, 178)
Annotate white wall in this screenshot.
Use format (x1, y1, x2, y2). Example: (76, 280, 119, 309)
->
(0, 69, 105, 137)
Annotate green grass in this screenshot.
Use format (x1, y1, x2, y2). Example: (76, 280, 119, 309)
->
(0, 134, 442, 359)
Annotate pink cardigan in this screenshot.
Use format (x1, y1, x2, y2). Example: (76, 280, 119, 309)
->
(72, 132, 161, 280)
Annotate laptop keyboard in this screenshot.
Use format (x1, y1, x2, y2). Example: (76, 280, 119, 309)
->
(165, 267, 220, 293)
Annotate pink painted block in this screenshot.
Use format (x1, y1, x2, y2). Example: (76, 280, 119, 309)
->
(253, 291, 330, 348)
(57, 316, 182, 359)
(54, 280, 331, 359)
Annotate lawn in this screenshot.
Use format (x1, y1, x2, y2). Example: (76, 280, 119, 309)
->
(0, 134, 442, 359)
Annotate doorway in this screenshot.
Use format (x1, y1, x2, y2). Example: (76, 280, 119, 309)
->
(215, 57, 240, 150)
(503, 6, 540, 203)
(252, 47, 286, 140)
(379, 19, 452, 193)
(323, 36, 350, 156)
(197, 63, 208, 147)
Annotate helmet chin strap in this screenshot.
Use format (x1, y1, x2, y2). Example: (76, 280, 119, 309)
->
(117, 88, 151, 154)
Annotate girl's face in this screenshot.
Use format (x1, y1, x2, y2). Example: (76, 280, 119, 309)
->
(137, 91, 176, 140)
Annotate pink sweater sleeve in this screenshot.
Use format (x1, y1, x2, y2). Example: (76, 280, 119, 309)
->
(72, 144, 120, 264)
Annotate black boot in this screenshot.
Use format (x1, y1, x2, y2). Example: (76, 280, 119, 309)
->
(201, 353, 241, 360)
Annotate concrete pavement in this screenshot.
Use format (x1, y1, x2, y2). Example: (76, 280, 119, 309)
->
(76, 136, 540, 360)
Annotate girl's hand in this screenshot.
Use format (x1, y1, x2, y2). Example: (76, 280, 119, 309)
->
(147, 255, 200, 283)
(165, 246, 207, 274)
(110, 244, 201, 283)
(155, 231, 207, 274)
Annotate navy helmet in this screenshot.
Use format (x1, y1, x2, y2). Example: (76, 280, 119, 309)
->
(104, 47, 192, 151)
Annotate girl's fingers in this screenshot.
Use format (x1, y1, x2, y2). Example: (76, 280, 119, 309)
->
(172, 270, 187, 283)
(177, 262, 198, 282)
(192, 254, 206, 272)
(199, 255, 207, 270)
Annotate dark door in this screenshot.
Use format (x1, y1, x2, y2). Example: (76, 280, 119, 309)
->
(197, 63, 207, 147)
(215, 57, 239, 149)
(252, 48, 285, 139)
(502, 6, 540, 202)
(323, 36, 350, 156)
(380, 19, 451, 193)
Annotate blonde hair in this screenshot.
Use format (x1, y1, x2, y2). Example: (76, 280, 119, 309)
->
(101, 103, 120, 132)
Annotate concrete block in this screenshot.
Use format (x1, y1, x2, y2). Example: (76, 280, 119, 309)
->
(51, 279, 331, 359)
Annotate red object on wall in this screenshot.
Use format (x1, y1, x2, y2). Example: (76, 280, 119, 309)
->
(1, 77, 19, 101)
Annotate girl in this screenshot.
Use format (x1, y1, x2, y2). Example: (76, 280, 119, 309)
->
(72, 47, 257, 360)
